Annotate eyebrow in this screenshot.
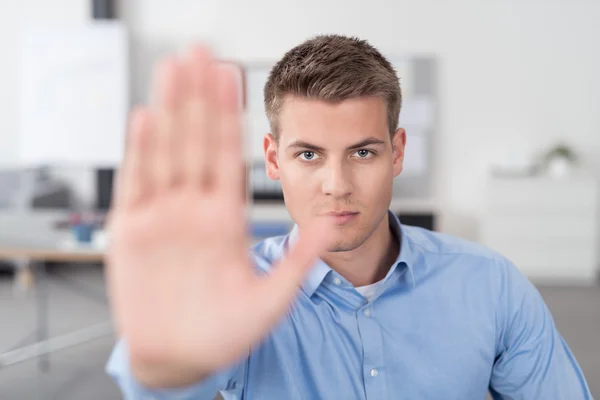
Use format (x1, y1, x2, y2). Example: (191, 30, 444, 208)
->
(286, 137, 387, 152)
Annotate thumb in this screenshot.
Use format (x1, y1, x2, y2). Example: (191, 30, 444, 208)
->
(252, 218, 332, 325)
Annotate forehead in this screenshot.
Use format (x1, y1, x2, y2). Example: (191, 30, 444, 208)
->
(277, 95, 389, 146)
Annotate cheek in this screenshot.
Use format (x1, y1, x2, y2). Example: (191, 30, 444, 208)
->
(359, 158, 392, 178)
(279, 163, 316, 195)
(355, 162, 394, 195)
(280, 162, 304, 182)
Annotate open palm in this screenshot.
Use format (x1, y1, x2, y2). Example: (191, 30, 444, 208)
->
(105, 46, 331, 383)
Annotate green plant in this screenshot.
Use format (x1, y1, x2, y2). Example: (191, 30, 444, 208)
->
(543, 143, 578, 164)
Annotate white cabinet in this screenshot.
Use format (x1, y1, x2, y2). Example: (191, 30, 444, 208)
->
(481, 175, 599, 284)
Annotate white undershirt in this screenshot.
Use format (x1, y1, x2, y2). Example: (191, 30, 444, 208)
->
(355, 280, 382, 302)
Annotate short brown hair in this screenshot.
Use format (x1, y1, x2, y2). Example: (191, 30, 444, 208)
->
(264, 34, 402, 140)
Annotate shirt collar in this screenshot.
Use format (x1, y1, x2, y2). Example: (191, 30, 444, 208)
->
(389, 210, 416, 286)
(287, 210, 416, 297)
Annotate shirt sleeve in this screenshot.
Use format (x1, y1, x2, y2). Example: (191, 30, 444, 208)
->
(105, 338, 247, 400)
(489, 257, 593, 399)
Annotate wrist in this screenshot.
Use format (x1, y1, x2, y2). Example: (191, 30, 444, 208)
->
(130, 358, 211, 389)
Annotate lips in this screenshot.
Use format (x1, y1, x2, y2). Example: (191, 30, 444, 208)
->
(324, 211, 359, 225)
(324, 211, 358, 216)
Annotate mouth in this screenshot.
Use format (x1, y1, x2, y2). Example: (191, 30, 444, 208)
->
(323, 211, 359, 225)
(324, 211, 359, 216)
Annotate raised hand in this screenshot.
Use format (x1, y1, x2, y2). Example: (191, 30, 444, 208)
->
(104, 46, 331, 387)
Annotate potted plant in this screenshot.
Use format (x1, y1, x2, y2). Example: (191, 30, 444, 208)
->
(542, 143, 578, 178)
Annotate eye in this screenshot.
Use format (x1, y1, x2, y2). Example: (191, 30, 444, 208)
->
(299, 151, 320, 161)
(354, 149, 373, 159)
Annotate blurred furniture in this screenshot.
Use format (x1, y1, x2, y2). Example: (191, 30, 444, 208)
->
(0, 168, 34, 210)
(392, 198, 438, 231)
(0, 168, 78, 273)
(397, 212, 436, 231)
(481, 174, 599, 285)
(0, 169, 22, 209)
(0, 245, 104, 264)
(0, 167, 77, 211)
(0, 218, 109, 372)
(248, 162, 283, 201)
(96, 168, 116, 211)
(30, 168, 76, 209)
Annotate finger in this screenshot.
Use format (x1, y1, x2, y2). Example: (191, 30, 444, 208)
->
(183, 46, 218, 188)
(251, 218, 333, 325)
(150, 57, 186, 190)
(114, 107, 154, 209)
(214, 63, 245, 206)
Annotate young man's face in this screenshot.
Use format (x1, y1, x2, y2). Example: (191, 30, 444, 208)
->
(264, 96, 406, 252)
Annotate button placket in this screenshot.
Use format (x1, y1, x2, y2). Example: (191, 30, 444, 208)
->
(356, 302, 388, 399)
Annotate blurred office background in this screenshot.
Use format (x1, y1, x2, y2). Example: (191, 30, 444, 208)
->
(0, 0, 599, 398)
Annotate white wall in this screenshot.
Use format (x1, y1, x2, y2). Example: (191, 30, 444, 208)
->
(2, 0, 599, 239)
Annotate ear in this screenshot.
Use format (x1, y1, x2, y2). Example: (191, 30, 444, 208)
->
(264, 133, 280, 180)
(391, 128, 406, 178)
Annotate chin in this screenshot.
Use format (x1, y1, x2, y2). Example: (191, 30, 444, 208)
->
(325, 233, 369, 253)
(323, 212, 387, 253)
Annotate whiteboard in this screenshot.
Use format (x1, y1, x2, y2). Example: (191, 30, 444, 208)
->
(18, 21, 129, 167)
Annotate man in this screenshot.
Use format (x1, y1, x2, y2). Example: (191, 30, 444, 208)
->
(105, 35, 592, 399)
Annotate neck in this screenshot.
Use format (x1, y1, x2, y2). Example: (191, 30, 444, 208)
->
(321, 213, 399, 287)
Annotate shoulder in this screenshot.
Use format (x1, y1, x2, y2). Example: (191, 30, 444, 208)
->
(403, 226, 545, 315)
(402, 224, 506, 266)
(402, 226, 544, 344)
(401, 224, 528, 294)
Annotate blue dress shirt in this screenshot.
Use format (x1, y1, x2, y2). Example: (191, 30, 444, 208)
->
(106, 210, 592, 399)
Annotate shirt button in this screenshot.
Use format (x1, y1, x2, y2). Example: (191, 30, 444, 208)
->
(333, 277, 342, 285)
(363, 308, 371, 317)
(370, 368, 379, 377)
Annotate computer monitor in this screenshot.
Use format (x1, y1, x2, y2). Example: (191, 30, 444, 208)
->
(96, 168, 115, 211)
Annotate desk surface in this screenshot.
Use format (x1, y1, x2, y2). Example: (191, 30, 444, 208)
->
(0, 218, 104, 262)
(0, 233, 104, 262)
(0, 247, 104, 262)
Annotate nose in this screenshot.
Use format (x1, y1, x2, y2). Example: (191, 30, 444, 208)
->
(321, 161, 353, 199)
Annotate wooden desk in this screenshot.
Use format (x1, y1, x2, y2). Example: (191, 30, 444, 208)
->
(0, 239, 111, 372)
(0, 247, 104, 263)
